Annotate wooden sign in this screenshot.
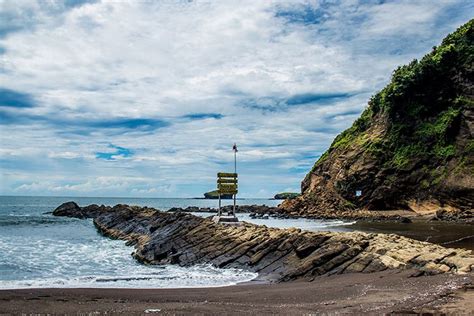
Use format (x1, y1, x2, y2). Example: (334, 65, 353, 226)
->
(217, 172, 237, 178)
(217, 172, 238, 195)
(217, 178, 238, 184)
(218, 183, 237, 190)
(219, 188, 238, 194)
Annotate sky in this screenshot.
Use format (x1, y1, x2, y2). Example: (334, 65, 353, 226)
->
(0, 0, 473, 198)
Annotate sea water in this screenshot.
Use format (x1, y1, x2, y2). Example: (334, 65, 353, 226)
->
(0, 196, 353, 289)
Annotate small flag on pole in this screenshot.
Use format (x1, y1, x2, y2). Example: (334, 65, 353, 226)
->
(233, 143, 238, 152)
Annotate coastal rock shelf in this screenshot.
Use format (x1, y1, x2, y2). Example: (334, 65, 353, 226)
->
(166, 205, 406, 220)
(53, 202, 474, 281)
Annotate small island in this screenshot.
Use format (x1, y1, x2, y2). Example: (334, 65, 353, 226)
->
(274, 192, 300, 200)
(204, 190, 233, 199)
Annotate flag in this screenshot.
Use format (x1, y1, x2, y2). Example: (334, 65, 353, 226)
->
(233, 143, 238, 152)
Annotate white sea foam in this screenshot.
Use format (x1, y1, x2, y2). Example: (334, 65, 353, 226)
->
(0, 232, 257, 289)
(0, 196, 351, 289)
(191, 212, 355, 231)
(0, 264, 258, 289)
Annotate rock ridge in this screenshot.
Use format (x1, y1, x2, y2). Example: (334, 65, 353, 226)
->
(53, 202, 473, 282)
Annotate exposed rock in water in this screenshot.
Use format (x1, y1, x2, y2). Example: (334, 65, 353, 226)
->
(168, 204, 282, 215)
(274, 192, 300, 200)
(53, 202, 474, 281)
(203, 190, 233, 199)
(281, 20, 474, 218)
(52, 201, 82, 217)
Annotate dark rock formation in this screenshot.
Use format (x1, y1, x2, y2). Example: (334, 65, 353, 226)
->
(274, 192, 300, 200)
(203, 190, 233, 199)
(282, 20, 474, 217)
(53, 202, 473, 281)
(52, 201, 82, 217)
(168, 204, 282, 215)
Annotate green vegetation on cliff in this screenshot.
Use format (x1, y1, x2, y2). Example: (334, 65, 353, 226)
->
(324, 20, 472, 166)
(203, 190, 233, 199)
(299, 19, 474, 212)
(274, 192, 300, 200)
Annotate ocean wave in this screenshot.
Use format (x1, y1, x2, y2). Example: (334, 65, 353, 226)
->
(0, 216, 74, 227)
(0, 265, 258, 289)
(325, 220, 357, 226)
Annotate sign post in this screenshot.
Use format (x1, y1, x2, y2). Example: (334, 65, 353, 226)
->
(213, 144, 240, 225)
(232, 143, 238, 215)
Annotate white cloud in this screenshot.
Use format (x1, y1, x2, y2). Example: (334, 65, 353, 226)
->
(0, 0, 472, 197)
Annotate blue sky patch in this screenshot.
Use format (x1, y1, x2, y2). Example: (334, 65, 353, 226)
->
(275, 3, 328, 25)
(286, 92, 353, 106)
(183, 113, 223, 120)
(96, 144, 134, 161)
(88, 118, 169, 130)
(0, 88, 35, 108)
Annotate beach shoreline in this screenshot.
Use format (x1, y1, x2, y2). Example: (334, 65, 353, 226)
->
(0, 270, 472, 315)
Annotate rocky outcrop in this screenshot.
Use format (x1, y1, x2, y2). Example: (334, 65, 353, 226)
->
(53, 202, 474, 281)
(166, 204, 407, 220)
(168, 204, 281, 215)
(281, 20, 474, 217)
(203, 190, 233, 199)
(52, 201, 82, 217)
(274, 192, 300, 200)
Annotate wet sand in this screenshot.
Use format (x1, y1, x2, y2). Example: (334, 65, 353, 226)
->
(0, 270, 472, 315)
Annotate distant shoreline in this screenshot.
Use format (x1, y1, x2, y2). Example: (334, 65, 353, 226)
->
(0, 195, 274, 200)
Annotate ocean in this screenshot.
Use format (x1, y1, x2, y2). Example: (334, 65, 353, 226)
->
(0, 196, 354, 289)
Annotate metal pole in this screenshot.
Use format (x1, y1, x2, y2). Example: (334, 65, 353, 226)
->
(233, 148, 237, 216)
(219, 192, 221, 216)
(233, 194, 236, 216)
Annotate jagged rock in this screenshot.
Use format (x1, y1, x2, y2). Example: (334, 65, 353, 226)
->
(168, 204, 284, 216)
(53, 202, 474, 282)
(52, 201, 82, 218)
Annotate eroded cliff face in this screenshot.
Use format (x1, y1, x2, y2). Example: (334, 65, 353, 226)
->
(282, 20, 474, 216)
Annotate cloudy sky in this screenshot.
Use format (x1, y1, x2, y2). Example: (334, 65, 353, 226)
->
(0, 0, 472, 198)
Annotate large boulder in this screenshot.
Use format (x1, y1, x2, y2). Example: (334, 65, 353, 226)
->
(52, 201, 83, 218)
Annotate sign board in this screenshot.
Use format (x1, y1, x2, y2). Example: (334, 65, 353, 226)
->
(218, 183, 237, 190)
(218, 184, 238, 194)
(219, 189, 238, 194)
(217, 178, 238, 184)
(217, 172, 238, 195)
(217, 172, 237, 178)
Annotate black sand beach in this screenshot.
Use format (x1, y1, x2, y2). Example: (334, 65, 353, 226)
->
(0, 270, 472, 315)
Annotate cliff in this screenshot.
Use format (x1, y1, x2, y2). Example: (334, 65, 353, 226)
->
(53, 202, 473, 281)
(282, 20, 474, 217)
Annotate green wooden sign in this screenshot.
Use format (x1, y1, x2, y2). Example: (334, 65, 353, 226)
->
(219, 189, 238, 194)
(218, 183, 237, 190)
(217, 172, 237, 178)
(217, 172, 238, 195)
(217, 178, 238, 184)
